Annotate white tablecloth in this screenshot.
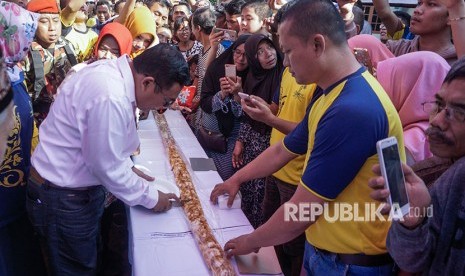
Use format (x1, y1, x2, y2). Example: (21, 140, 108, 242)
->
(128, 110, 279, 276)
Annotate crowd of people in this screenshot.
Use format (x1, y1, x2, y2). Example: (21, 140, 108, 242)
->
(1, 0, 465, 275)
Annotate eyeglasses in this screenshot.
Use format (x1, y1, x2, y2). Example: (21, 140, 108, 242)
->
(153, 79, 176, 114)
(177, 28, 190, 33)
(233, 49, 245, 58)
(422, 101, 465, 123)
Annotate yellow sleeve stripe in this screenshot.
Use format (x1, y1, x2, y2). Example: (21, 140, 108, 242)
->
(282, 140, 301, 156)
(299, 181, 334, 201)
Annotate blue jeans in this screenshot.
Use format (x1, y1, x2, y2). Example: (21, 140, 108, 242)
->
(26, 177, 105, 275)
(303, 242, 394, 276)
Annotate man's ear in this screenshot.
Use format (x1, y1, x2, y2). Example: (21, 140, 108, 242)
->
(313, 34, 326, 57)
(142, 75, 155, 87)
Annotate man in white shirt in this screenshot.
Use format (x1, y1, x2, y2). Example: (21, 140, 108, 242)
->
(27, 44, 190, 275)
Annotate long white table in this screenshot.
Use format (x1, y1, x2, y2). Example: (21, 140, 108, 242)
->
(128, 110, 281, 276)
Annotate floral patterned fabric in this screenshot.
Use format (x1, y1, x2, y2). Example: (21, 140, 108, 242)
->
(0, 1, 38, 66)
(176, 85, 196, 108)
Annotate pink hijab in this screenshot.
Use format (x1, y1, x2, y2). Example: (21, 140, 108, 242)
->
(348, 34, 394, 69)
(377, 51, 450, 163)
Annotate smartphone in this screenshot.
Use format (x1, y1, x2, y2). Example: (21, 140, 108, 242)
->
(225, 64, 236, 78)
(353, 48, 374, 75)
(376, 137, 410, 219)
(238, 92, 250, 100)
(213, 28, 237, 41)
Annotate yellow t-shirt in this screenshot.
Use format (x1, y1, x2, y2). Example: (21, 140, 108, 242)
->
(388, 23, 406, 40)
(270, 68, 316, 184)
(65, 27, 98, 62)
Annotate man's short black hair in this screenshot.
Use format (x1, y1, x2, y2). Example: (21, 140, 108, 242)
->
(96, 0, 112, 10)
(444, 57, 465, 84)
(241, 0, 272, 21)
(145, 0, 173, 9)
(274, 0, 297, 25)
(173, 1, 192, 13)
(191, 7, 216, 35)
(114, 0, 126, 13)
(225, 0, 246, 16)
(133, 44, 190, 89)
(280, 0, 346, 46)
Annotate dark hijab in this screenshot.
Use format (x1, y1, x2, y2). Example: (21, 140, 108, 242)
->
(200, 34, 251, 136)
(243, 34, 283, 134)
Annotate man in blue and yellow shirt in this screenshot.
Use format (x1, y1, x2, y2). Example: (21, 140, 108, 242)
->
(211, 0, 404, 274)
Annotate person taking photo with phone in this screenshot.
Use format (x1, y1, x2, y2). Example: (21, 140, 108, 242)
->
(369, 57, 465, 274)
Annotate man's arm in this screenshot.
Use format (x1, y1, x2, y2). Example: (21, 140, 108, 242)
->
(114, 0, 136, 24)
(61, 0, 86, 27)
(372, 0, 403, 37)
(444, 0, 465, 58)
(204, 31, 225, 70)
(242, 97, 298, 135)
(210, 142, 297, 206)
(224, 185, 324, 256)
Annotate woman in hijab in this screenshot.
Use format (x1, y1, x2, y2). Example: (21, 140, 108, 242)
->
(234, 34, 283, 228)
(124, 6, 157, 58)
(93, 22, 133, 60)
(348, 34, 395, 75)
(0, 2, 46, 274)
(377, 51, 450, 165)
(68, 22, 132, 77)
(199, 34, 250, 181)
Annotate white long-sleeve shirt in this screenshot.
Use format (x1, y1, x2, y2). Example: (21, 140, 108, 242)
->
(32, 56, 158, 209)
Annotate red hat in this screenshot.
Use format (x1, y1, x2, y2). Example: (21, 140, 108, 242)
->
(27, 0, 59, 14)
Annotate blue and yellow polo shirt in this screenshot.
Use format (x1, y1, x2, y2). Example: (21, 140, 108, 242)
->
(283, 67, 405, 255)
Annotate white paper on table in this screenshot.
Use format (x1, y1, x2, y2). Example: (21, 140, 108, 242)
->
(131, 225, 255, 276)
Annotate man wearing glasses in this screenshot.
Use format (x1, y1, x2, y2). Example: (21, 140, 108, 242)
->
(370, 57, 465, 274)
(27, 44, 190, 275)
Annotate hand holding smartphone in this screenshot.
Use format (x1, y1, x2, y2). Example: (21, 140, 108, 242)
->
(238, 92, 250, 100)
(213, 28, 238, 41)
(376, 137, 410, 219)
(225, 64, 236, 79)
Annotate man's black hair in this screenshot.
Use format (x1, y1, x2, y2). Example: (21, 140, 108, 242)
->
(173, 1, 192, 13)
(444, 57, 465, 84)
(191, 6, 216, 35)
(133, 44, 190, 89)
(114, 0, 126, 13)
(96, 0, 112, 10)
(279, 0, 346, 46)
(240, 0, 272, 21)
(274, 0, 297, 25)
(225, 0, 246, 16)
(145, 0, 173, 9)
